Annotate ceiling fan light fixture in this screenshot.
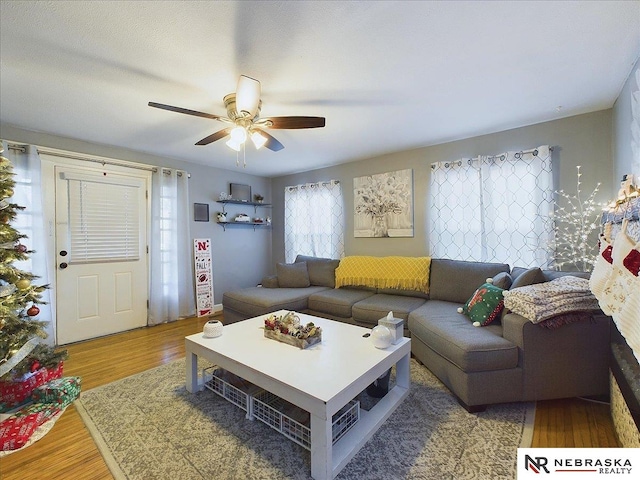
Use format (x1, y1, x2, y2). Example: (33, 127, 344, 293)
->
(251, 131, 268, 150)
(235, 75, 261, 117)
(229, 125, 247, 144)
(226, 138, 242, 151)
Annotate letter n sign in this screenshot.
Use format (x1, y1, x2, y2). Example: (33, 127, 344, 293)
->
(193, 238, 214, 316)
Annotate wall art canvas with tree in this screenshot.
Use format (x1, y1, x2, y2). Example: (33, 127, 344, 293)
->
(354, 169, 413, 237)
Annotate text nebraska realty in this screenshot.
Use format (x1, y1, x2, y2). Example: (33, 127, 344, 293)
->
(525, 455, 633, 474)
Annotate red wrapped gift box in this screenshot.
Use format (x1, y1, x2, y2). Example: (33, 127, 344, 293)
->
(0, 363, 64, 413)
(0, 403, 62, 451)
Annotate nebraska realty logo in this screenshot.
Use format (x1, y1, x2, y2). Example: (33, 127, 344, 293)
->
(518, 449, 639, 478)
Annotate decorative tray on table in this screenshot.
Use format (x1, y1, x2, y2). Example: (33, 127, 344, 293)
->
(263, 311, 322, 349)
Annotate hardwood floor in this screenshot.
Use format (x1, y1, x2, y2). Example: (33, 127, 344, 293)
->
(0, 315, 620, 480)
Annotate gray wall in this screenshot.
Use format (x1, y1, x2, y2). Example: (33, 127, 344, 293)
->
(612, 55, 640, 188)
(1, 104, 619, 296)
(0, 123, 273, 306)
(270, 110, 614, 266)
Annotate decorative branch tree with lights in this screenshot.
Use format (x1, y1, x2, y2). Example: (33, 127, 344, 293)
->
(548, 165, 603, 272)
(0, 151, 66, 382)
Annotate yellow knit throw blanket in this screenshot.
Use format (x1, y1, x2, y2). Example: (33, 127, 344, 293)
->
(335, 256, 431, 293)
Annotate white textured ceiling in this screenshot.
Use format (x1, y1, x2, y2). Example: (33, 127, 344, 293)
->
(1, 1, 639, 177)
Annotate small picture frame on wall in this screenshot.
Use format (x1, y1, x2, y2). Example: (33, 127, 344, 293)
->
(194, 203, 210, 222)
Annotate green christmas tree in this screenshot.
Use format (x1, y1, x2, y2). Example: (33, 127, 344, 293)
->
(0, 149, 66, 380)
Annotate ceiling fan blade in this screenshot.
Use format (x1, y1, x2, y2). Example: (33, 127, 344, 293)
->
(260, 131, 284, 151)
(148, 102, 223, 121)
(195, 127, 233, 145)
(235, 75, 261, 117)
(261, 116, 326, 129)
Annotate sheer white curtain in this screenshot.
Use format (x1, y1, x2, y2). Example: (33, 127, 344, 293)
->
(430, 146, 554, 268)
(148, 168, 195, 325)
(2, 143, 54, 343)
(284, 180, 344, 263)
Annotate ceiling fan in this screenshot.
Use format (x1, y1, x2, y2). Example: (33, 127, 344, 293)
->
(149, 75, 325, 155)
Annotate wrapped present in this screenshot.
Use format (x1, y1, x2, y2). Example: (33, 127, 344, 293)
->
(0, 363, 64, 413)
(0, 403, 61, 452)
(31, 376, 81, 409)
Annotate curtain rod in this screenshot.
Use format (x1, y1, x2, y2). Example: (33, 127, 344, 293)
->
(431, 146, 554, 168)
(482, 146, 554, 160)
(161, 168, 189, 178)
(36, 147, 158, 173)
(6, 143, 26, 153)
(6, 144, 192, 177)
(287, 180, 340, 190)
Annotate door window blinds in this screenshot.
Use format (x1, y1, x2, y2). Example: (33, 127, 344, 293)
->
(67, 178, 140, 263)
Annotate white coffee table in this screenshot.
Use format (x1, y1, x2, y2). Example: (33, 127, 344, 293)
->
(185, 311, 411, 480)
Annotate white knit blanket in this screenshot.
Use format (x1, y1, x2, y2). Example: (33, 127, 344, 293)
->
(503, 276, 599, 324)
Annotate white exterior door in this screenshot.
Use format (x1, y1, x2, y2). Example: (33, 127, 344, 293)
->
(55, 166, 148, 344)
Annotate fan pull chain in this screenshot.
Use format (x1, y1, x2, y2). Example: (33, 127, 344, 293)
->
(236, 149, 240, 168)
(243, 141, 246, 168)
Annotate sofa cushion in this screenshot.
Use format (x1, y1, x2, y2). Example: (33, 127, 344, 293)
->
(352, 293, 427, 326)
(510, 267, 545, 289)
(490, 271, 513, 290)
(408, 301, 518, 372)
(276, 262, 310, 288)
(377, 287, 429, 299)
(261, 275, 279, 288)
(461, 283, 505, 326)
(223, 286, 329, 317)
(429, 259, 510, 304)
(308, 288, 376, 318)
(295, 255, 340, 288)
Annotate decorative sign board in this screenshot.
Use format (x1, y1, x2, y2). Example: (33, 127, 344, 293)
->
(194, 238, 214, 317)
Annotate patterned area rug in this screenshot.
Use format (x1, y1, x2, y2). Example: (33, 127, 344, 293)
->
(75, 359, 534, 480)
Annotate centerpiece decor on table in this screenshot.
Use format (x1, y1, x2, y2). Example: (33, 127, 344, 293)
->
(263, 311, 322, 349)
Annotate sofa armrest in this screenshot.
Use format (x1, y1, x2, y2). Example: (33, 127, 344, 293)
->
(501, 312, 529, 349)
(501, 311, 610, 399)
(261, 275, 279, 288)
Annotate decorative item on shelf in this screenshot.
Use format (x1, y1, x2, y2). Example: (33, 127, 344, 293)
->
(253, 217, 264, 223)
(370, 324, 392, 349)
(254, 194, 264, 204)
(263, 311, 322, 349)
(230, 183, 251, 202)
(234, 213, 250, 222)
(203, 320, 223, 338)
(216, 212, 227, 223)
(219, 192, 231, 201)
(378, 311, 403, 344)
(616, 173, 639, 204)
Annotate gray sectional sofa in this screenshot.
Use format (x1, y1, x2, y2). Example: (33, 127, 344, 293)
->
(222, 255, 610, 411)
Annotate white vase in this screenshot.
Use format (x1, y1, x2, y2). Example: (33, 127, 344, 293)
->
(203, 320, 223, 338)
(371, 325, 392, 349)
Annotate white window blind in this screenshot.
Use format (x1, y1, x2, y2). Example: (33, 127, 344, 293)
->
(67, 179, 140, 263)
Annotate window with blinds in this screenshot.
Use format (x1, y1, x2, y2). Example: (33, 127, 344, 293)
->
(67, 179, 140, 263)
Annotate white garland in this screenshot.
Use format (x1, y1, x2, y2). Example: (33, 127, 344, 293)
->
(0, 337, 39, 378)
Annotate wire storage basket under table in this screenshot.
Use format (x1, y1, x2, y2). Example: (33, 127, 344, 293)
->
(202, 366, 259, 412)
(251, 390, 360, 451)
